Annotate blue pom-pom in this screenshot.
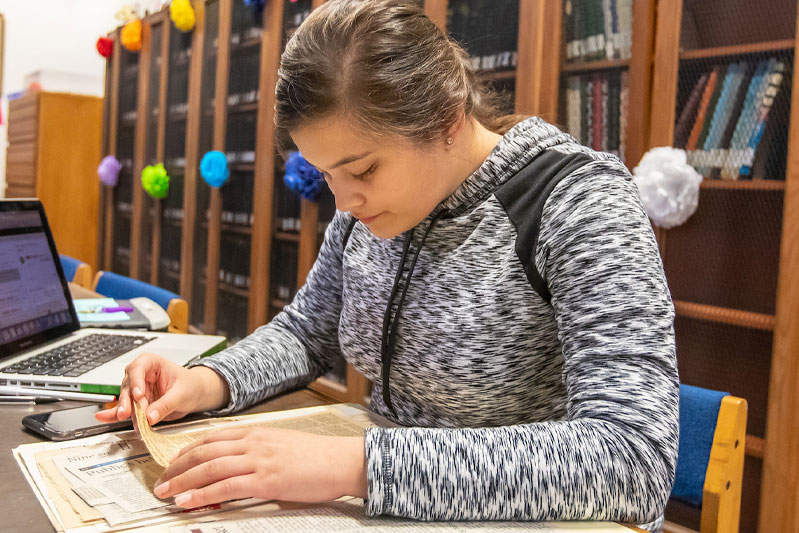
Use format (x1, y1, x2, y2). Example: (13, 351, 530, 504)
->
(200, 151, 230, 188)
(243, 0, 266, 15)
(284, 151, 325, 201)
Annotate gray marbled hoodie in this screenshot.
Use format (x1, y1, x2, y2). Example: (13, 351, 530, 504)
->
(192, 117, 678, 531)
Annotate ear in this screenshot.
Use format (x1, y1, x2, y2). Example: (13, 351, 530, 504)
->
(444, 110, 467, 143)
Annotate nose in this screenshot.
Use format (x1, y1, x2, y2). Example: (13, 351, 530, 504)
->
(326, 176, 365, 213)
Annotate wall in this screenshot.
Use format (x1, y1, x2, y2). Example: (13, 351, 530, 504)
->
(0, 0, 165, 196)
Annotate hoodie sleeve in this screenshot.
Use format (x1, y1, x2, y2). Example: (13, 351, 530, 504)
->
(188, 212, 351, 414)
(362, 159, 678, 530)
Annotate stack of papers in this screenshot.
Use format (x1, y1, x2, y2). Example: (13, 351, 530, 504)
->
(15, 404, 633, 532)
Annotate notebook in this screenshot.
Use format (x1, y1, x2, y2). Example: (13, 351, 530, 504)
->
(0, 199, 226, 395)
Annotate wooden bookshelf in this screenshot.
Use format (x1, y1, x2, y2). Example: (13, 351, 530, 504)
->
(700, 179, 786, 190)
(648, 1, 799, 530)
(679, 38, 795, 61)
(560, 58, 630, 74)
(673, 300, 776, 331)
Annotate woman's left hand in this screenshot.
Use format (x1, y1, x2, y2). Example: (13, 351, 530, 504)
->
(152, 427, 367, 508)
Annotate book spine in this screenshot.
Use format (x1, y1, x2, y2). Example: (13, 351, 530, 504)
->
(723, 60, 769, 179)
(740, 61, 787, 178)
(593, 73, 602, 150)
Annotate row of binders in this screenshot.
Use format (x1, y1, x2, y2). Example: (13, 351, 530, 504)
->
(563, 0, 633, 62)
(675, 57, 790, 180)
(564, 70, 629, 162)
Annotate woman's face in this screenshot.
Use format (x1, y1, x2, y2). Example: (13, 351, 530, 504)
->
(291, 116, 454, 239)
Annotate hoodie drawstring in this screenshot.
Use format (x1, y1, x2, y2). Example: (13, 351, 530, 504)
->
(380, 211, 446, 415)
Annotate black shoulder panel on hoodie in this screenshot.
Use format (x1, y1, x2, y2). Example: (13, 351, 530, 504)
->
(494, 149, 595, 303)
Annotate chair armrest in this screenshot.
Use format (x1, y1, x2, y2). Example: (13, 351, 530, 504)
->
(73, 264, 93, 289)
(166, 298, 189, 334)
(701, 395, 747, 533)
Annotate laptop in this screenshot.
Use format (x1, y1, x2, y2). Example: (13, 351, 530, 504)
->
(0, 199, 227, 395)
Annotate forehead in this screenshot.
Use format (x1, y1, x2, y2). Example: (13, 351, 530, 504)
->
(290, 116, 412, 168)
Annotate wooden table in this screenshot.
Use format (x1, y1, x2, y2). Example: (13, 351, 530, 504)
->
(4, 388, 333, 531)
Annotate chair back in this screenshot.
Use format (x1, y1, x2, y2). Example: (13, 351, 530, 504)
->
(92, 271, 188, 333)
(59, 255, 92, 288)
(93, 271, 178, 310)
(670, 384, 747, 533)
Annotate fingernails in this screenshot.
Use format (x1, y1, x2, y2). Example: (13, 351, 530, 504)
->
(169, 450, 180, 463)
(133, 386, 142, 398)
(148, 410, 158, 424)
(153, 481, 169, 497)
(174, 491, 191, 507)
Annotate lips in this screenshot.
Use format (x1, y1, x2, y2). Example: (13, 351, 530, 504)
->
(356, 213, 380, 224)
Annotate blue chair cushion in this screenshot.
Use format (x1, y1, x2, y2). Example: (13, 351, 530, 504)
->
(671, 384, 729, 507)
(94, 271, 179, 311)
(59, 254, 82, 282)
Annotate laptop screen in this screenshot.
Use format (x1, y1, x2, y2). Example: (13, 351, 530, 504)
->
(0, 200, 79, 358)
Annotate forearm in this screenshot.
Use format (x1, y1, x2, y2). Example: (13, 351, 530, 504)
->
(189, 365, 230, 412)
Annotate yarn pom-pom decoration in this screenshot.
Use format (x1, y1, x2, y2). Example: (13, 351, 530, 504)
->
(200, 151, 230, 188)
(121, 20, 142, 52)
(98, 155, 122, 187)
(96, 37, 113, 58)
(284, 151, 325, 202)
(243, 0, 266, 16)
(142, 163, 170, 199)
(170, 0, 196, 32)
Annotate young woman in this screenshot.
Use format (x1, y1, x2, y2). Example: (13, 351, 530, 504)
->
(98, 1, 678, 530)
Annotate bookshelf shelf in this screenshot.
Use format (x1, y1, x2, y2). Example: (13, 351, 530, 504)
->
(700, 179, 786, 190)
(220, 282, 249, 299)
(673, 300, 776, 331)
(679, 39, 795, 61)
(274, 230, 301, 242)
(560, 58, 630, 74)
(232, 37, 261, 51)
(229, 102, 258, 113)
(477, 69, 517, 81)
(746, 434, 766, 459)
(221, 223, 252, 235)
(271, 298, 290, 309)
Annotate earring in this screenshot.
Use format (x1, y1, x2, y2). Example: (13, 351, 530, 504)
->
(446, 137, 453, 145)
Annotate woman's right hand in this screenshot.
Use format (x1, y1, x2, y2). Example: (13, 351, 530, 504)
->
(95, 353, 230, 426)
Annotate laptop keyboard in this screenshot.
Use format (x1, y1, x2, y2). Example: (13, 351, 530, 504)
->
(2, 334, 154, 377)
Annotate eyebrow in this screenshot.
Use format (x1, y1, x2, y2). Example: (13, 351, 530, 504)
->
(310, 151, 372, 172)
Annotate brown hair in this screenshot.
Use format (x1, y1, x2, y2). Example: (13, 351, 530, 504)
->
(274, 0, 525, 155)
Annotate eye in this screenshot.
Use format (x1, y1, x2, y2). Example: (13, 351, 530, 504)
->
(352, 164, 376, 181)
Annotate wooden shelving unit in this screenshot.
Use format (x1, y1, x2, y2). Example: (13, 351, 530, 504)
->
(648, 0, 799, 530)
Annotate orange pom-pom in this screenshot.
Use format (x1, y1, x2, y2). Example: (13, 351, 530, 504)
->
(121, 20, 142, 52)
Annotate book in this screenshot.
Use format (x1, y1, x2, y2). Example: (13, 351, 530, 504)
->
(608, 71, 621, 156)
(740, 61, 788, 179)
(711, 61, 755, 178)
(695, 62, 739, 174)
(566, 75, 582, 141)
(592, 72, 603, 150)
(674, 72, 710, 149)
(686, 66, 721, 151)
(751, 64, 790, 181)
(720, 59, 770, 179)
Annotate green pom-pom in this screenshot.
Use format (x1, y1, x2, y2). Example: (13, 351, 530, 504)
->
(142, 163, 170, 199)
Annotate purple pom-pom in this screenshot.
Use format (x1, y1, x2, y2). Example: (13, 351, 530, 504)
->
(284, 151, 325, 202)
(98, 155, 122, 187)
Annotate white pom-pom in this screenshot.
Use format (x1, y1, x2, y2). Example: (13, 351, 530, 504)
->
(632, 147, 703, 229)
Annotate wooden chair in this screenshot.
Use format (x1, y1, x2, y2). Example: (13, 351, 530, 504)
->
(92, 271, 189, 333)
(59, 254, 93, 289)
(665, 385, 747, 533)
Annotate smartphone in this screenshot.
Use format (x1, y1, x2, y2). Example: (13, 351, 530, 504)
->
(22, 404, 132, 441)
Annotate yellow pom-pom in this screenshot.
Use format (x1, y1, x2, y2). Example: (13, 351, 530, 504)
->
(120, 20, 142, 52)
(170, 0, 196, 32)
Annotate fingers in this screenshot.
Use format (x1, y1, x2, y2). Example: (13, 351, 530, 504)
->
(144, 385, 184, 425)
(154, 452, 252, 500)
(160, 439, 246, 483)
(170, 474, 258, 509)
(172, 428, 252, 462)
